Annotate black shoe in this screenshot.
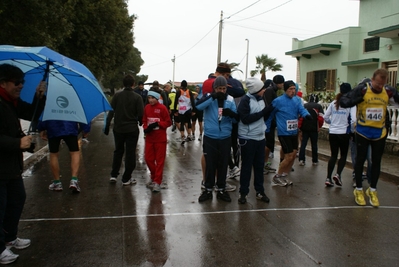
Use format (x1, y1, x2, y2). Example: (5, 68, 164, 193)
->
(238, 194, 247, 204)
(256, 192, 270, 203)
(325, 178, 334, 187)
(198, 190, 213, 202)
(216, 190, 231, 202)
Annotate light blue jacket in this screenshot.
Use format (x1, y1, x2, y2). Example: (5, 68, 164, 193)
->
(196, 94, 237, 139)
(238, 93, 266, 141)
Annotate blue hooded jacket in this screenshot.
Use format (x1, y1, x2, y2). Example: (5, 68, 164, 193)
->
(37, 120, 91, 139)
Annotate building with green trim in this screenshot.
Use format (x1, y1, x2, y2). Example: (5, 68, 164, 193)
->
(286, 0, 399, 94)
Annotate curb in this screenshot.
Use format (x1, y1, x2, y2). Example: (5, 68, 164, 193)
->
(23, 145, 48, 172)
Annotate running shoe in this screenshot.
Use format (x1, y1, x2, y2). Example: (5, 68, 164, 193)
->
(325, 178, 334, 187)
(283, 178, 293, 186)
(238, 194, 247, 204)
(49, 182, 63, 191)
(6, 238, 31, 250)
(201, 180, 205, 189)
(269, 152, 274, 158)
(198, 135, 202, 141)
(160, 182, 168, 189)
(312, 161, 319, 166)
(69, 179, 81, 193)
(353, 189, 366, 206)
(264, 163, 276, 174)
(228, 166, 240, 179)
(256, 192, 270, 203)
(272, 175, 287, 187)
(109, 177, 117, 183)
(146, 181, 155, 189)
(333, 174, 342, 186)
(216, 190, 231, 202)
(122, 178, 137, 186)
(224, 183, 237, 192)
(366, 187, 379, 207)
(152, 183, 161, 192)
(0, 249, 18, 265)
(198, 190, 213, 202)
(299, 160, 305, 166)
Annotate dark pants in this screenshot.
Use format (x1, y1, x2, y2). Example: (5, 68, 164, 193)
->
(239, 138, 266, 196)
(111, 130, 139, 182)
(327, 134, 350, 178)
(228, 123, 239, 169)
(0, 177, 26, 253)
(355, 133, 386, 189)
(203, 136, 231, 190)
(298, 131, 318, 163)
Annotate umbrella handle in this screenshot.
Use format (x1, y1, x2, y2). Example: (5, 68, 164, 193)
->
(28, 61, 51, 134)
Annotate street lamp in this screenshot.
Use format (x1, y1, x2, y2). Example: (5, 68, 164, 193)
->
(245, 39, 249, 81)
(171, 55, 175, 89)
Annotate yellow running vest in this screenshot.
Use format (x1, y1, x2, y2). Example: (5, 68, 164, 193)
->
(356, 84, 388, 138)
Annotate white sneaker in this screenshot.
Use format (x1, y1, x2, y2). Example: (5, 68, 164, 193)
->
(299, 160, 305, 166)
(0, 248, 19, 265)
(224, 183, 237, 192)
(122, 178, 137, 186)
(228, 166, 240, 179)
(109, 177, 117, 183)
(6, 237, 31, 250)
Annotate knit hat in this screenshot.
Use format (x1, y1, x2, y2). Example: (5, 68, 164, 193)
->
(283, 80, 296, 91)
(246, 77, 264, 94)
(213, 76, 227, 89)
(264, 79, 273, 89)
(148, 91, 160, 100)
(181, 80, 187, 88)
(273, 75, 285, 84)
(340, 83, 352, 94)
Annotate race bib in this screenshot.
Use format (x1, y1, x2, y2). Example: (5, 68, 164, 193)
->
(366, 108, 383, 121)
(148, 117, 160, 130)
(287, 119, 298, 131)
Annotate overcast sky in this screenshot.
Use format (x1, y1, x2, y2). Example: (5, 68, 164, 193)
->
(128, 0, 359, 86)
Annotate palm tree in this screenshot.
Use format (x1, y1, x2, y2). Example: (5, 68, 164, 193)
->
(251, 54, 283, 82)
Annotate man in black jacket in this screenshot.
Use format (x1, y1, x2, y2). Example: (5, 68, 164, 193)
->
(0, 64, 46, 264)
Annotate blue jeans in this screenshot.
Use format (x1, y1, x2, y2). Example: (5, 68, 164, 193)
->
(111, 130, 139, 182)
(298, 131, 318, 163)
(239, 138, 265, 196)
(0, 177, 26, 253)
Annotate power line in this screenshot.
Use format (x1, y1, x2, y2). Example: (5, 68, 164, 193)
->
(228, 0, 293, 22)
(225, 0, 263, 20)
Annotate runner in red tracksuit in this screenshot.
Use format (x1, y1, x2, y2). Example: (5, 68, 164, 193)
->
(143, 91, 172, 192)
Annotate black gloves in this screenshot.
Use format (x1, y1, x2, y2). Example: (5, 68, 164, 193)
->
(262, 105, 274, 117)
(211, 92, 218, 99)
(104, 125, 110, 135)
(144, 122, 159, 134)
(222, 108, 239, 120)
(305, 115, 313, 120)
(216, 92, 226, 100)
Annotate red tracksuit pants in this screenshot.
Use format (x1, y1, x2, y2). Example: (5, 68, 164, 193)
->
(144, 141, 167, 185)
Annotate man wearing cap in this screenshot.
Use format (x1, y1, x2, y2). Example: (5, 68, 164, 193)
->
(237, 77, 274, 204)
(148, 80, 170, 110)
(143, 91, 172, 192)
(0, 63, 46, 264)
(340, 68, 399, 207)
(263, 74, 285, 174)
(269, 80, 311, 187)
(133, 81, 148, 105)
(196, 76, 238, 203)
(104, 74, 144, 185)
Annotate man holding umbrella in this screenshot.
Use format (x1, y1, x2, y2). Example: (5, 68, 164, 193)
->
(0, 63, 46, 264)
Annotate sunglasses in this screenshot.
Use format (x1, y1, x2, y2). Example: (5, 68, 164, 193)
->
(10, 79, 25, 86)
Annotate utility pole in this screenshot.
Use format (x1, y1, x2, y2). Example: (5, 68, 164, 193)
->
(217, 11, 223, 64)
(245, 39, 249, 81)
(171, 55, 175, 90)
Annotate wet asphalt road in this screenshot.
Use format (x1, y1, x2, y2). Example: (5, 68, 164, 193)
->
(14, 114, 399, 267)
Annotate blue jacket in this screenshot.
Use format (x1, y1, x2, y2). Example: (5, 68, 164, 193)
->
(270, 94, 309, 136)
(37, 120, 91, 139)
(196, 94, 237, 139)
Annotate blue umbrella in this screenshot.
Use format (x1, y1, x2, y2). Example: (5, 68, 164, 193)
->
(0, 45, 112, 125)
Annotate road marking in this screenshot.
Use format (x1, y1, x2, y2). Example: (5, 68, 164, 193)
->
(21, 205, 399, 222)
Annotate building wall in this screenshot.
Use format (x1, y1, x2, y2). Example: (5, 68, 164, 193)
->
(289, 0, 399, 94)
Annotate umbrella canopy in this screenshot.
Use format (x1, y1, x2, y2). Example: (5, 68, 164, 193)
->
(0, 45, 112, 124)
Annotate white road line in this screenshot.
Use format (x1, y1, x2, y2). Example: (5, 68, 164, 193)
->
(21, 205, 399, 222)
